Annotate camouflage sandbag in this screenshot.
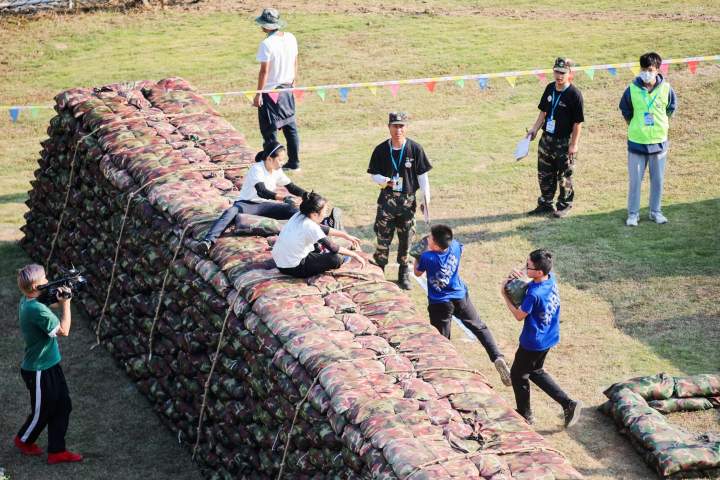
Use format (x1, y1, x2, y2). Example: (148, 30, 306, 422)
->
(504, 278, 530, 308)
(674, 374, 720, 398)
(604, 372, 675, 401)
(648, 397, 716, 414)
(409, 236, 428, 260)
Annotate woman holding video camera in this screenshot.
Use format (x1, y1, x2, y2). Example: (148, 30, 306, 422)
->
(14, 264, 82, 464)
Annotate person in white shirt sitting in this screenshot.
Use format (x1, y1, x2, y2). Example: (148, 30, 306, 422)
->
(199, 141, 339, 254)
(272, 192, 365, 278)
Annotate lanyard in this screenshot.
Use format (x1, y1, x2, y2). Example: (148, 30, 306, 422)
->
(549, 85, 569, 120)
(640, 88, 660, 113)
(388, 140, 406, 175)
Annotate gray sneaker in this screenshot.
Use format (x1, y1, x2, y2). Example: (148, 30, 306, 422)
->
(494, 357, 512, 387)
(649, 211, 668, 224)
(626, 214, 639, 227)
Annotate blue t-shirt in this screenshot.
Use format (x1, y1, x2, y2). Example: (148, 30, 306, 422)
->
(519, 273, 561, 351)
(417, 240, 467, 304)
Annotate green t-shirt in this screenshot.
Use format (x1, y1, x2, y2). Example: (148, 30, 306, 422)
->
(19, 296, 61, 371)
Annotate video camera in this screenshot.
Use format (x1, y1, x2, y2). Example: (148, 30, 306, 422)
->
(37, 266, 87, 306)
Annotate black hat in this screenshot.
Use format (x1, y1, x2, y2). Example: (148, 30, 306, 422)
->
(388, 111, 409, 125)
(553, 57, 573, 73)
(255, 8, 287, 30)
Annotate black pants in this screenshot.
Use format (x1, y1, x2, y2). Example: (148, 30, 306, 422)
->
(278, 251, 343, 278)
(258, 88, 300, 169)
(427, 295, 503, 361)
(17, 363, 72, 453)
(511, 346, 571, 417)
(205, 200, 297, 243)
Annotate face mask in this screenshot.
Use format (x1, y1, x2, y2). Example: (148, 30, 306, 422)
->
(639, 70, 656, 83)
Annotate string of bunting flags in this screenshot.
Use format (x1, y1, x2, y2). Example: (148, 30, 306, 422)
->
(4, 54, 719, 123)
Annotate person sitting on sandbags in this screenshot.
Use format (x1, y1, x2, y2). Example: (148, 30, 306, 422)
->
(199, 140, 341, 254)
(272, 191, 365, 278)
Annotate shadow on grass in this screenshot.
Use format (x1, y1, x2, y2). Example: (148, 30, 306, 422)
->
(0, 241, 201, 480)
(520, 197, 720, 374)
(0, 192, 27, 205)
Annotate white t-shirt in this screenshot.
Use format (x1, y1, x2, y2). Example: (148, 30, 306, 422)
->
(256, 32, 298, 89)
(238, 162, 292, 202)
(272, 212, 326, 268)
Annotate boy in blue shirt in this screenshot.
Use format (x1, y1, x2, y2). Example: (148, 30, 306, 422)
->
(501, 249, 581, 428)
(414, 224, 511, 386)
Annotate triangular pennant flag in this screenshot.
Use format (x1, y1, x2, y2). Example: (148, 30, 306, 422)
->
(210, 94, 222, 105)
(293, 89, 305, 103)
(9, 107, 20, 123)
(389, 83, 400, 98)
(607, 67, 617, 76)
(244, 91, 255, 103)
(339, 87, 349, 103)
(425, 81, 436, 93)
(476, 78, 488, 90)
(368, 85, 378, 95)
(30, 107, 40, 118)
(536, 72, 547, 84)
(505, 76, 517, 88)
(455, 78, 465, 88)
(688, 60, 698, 74)
(316, 88, 326, 101)
(268, 91, 280, 103)
(660, 63, 669, 75)
(630, 65, 640, 76)
(568, 71, 575, 82)
(584, 68, 595, 80)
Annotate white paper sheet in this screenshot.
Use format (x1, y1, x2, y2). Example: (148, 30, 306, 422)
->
(514, 135, 531, 161)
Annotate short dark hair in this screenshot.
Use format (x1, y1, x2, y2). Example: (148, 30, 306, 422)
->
(299, 191, 327, 216)
(430, 224, 453, 250)
(529, 249, 553, 275)
(640, 52, 662, 69)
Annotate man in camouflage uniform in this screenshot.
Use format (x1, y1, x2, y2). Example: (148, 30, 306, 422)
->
(527, 58, 585, 218)
(368, 112, 432, 289)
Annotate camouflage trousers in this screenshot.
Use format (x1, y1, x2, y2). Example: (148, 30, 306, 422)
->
(537, 133, 575, 209)
(372, 190, 416, 268)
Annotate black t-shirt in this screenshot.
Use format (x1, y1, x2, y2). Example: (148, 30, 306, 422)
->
(367, 138, 432, 194)
(537, 83, 584, 138)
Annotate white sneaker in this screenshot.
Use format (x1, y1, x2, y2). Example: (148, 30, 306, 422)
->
(649, 212, 668, 224)
(494, 357, 512, 387)
(626, 214, 639, 227)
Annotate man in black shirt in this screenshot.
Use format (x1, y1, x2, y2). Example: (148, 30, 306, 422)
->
(527, 58, 584, 218)
(368, 112, 432, 289)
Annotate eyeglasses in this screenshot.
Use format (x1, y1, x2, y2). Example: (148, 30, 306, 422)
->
(526, 264, 539, 271)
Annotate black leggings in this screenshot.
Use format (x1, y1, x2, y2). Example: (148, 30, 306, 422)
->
(205, 200, 297, 243)
(278, 251, 344, 278)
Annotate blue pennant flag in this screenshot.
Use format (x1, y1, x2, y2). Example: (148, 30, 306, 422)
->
(339, 87, 349, 103)
(476, 78, 488, 90)
(9, 107, 20, 123)
(607, 67, 618, 76)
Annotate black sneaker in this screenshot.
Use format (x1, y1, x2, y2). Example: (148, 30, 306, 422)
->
(563, 400, 582, 428)
(553, 205, 573, 218)
(281, 163, 301, 173)
(198, 240, 212, 256)
(527, 204, 554, 216)
(515, 409, 534, 425)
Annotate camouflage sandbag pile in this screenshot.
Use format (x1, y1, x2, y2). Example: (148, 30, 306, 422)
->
(21, 78, 581, 479)
(601, 373, 720, 478)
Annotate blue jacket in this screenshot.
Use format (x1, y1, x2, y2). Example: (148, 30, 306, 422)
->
(619, 74, 677, 154)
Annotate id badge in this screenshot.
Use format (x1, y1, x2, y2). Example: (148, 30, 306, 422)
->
(644, 112, 654, 126)
(392, 174, 403, 192)
(545, 118, 556, 134)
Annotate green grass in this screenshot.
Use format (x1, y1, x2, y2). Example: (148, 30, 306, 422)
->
(1, 2, 719, 479)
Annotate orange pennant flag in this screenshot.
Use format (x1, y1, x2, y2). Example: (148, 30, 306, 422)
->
(425, 81, 436, 93)
(688, 60, 698, 74)
(293, 89, 305, 103)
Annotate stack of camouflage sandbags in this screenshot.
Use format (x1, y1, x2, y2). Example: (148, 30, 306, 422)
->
(21, 78, 580, 479)
(601, 373, 720, 478)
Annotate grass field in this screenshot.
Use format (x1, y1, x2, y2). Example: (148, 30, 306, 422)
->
(1, 1, 719, 478)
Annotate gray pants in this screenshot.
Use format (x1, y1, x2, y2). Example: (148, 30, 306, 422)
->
(627, 150, 667, 216)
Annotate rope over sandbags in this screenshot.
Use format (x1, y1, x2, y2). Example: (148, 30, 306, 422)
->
(601, 373, 720, 478)
(21, 77, 580, 479)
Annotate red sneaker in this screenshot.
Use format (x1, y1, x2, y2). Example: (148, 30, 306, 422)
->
(47, 450, 83, 464)
(14, 436, 43, 456)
